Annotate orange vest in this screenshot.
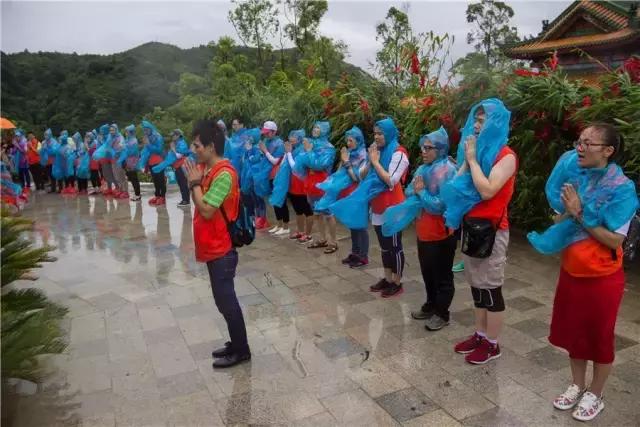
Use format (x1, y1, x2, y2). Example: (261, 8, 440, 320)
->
(193, 160, 239, 263)
(305, 170, 328, 197)
(466, 146, 517, 230)
(27, 139, 40, 165)
(149, 153, 163, 167)
(289, 174, 306, 195)
(370, 146, 409, 215)
(416, 212, 452, 242)
(173, 157, 186, 169)
(561, 237, 623, 277)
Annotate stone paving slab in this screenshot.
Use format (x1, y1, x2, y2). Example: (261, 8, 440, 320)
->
(4, 190, 640, 426)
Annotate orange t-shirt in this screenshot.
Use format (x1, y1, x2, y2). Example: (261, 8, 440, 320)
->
(561, 237, 623, 277)
(416, 212, 453, 242)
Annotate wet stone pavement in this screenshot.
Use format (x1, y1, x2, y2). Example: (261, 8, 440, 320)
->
(6, 186, 640, 426)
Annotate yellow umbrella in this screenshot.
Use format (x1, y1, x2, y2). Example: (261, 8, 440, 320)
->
(0, 117, 17, 130)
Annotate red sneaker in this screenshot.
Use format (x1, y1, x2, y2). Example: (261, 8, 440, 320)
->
(454, 333, 484, 354)
(255, 217, 267, 230)
(465, 338, 501, 365)
(116, 191, 129, 200)
(78, 190, 88, 195)
(148, 196, 158, 206)
(155, 197, 166, 206)
(103, 189, 114, 197)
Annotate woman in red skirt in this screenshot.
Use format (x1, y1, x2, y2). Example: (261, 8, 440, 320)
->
(531, 124, 637, 422)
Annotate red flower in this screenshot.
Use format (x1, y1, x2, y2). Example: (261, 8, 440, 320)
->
(320, 88, 333, 98)
(535, 124, 553, 143)
(439, 114, 453, 126)
(421, 96, 435, 108)
(323, 103, 333, 116)
(548, 51, 559, 71)
(419, 74, 426, 89)
(622, 57, 640, 83)
(582, 96, 592, 107)
(306, 64, 315, 79)
(410, 52, 421, 75)
(359, 99, 370, 114)
(610, 83, 621, 97)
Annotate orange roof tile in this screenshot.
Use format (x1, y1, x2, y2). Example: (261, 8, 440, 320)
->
(506, 27, 639, 55)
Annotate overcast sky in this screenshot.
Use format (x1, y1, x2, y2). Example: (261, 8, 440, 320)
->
(1, 1, 570, 72)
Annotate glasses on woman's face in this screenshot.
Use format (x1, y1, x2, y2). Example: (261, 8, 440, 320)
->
(573, 139, 607, 150)
(421, 145, 437, 152)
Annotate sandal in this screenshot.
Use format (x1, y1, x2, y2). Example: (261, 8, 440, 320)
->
(307, 240, 328, 249)
(323, 244, 338, 254)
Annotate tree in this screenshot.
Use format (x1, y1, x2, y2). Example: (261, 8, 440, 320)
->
(374, 6, 413, 91)
(228, 0, 279, 68)
(303, 36, 348, 82)
(282, 0, 328, 54)
(466, 0, 520, 69)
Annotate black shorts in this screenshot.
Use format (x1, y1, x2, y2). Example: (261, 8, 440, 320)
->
(288, 193, 313, 217)
(471, 287, 505, 312)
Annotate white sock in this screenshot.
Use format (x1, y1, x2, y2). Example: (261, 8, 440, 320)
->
(487, 338, 498, 345)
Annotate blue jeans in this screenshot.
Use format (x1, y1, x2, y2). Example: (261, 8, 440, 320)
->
(206, 250, 249, 355)
(350, 228, 369, 259)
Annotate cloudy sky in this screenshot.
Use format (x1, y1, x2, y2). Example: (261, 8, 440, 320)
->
(1, 1, 570, 72)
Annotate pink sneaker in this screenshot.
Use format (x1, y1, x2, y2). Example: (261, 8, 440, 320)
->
(465, 338, 501, 364)
(454, 333, 483, 354)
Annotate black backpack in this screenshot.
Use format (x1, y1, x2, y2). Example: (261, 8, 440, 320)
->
(220, 195, 255, 248)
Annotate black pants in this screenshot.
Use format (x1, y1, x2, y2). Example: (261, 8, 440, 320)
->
(206, 250, 249, 355)
(47, 165, 57, 192)
(175, 167, 190, 203)
(417, 235, 457, 320)
(78, 178, 88, 192)
(374, 225, 405, 277)
(269, 179, 289, 223)
(288, 193, 313, 217)
(29, 164, 45, 190)
(16, 167, 30, 188)
(90, 169, 101, 188)
(151, 170, 166, 198)
(126, 170, 141, 196)
(65, 177, 75, 188)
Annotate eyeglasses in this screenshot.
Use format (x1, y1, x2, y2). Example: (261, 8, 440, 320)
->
(421, 146, 438, 152)
(573, 140, 607, 149)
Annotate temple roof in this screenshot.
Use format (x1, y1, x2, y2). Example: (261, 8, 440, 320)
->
(505, 1, 640, 58)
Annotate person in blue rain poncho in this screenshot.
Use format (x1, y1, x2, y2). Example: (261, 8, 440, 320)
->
(11, 129, 30, 189)
(226, 117, 248, 175)
(315, 126, 369, 266)
(41, 129, 59, 193)
(442, 99, 518, 366)
(118, 124, 141, 201)
(152, 129, 194, 207)
(53, 130, 77, 193)
(73, 132, 90, 194)
(527, 125, 637, 421)
(239, 127, 264, 219)
(137, 120, 167, 206)
(92, 124, 117, 195)
(107, 124, 130, 199)
(269, 129, 316, 241)
(293, 121, 337, 250)
(257, 121, 288, 235)
(383, 127, 458, 330)
(87, 130, 102, 194)
(330, 117, 409, 298)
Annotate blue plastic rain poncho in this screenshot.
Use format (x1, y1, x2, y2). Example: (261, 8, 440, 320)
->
(117, 124, 140, 169)
(329, 118, 400, 229)
(1, 161, 23, 201)
(39, 129, 58, 167)
(240, 128, 261, 194)
(382, 127, 457, 236)
(12, 130, 28, 170)
(52, 131, 74, 180)
(269, 129, 306, 207)
(313, 126, 368, 212)
(137, 120, 165, 170)
(92, 124, 114, 161)
(440, 98, 511, 229)
(152, 129, 193, 173)
(527, 150, 639, 254)
(292, 121, 335, 180)
(245, 131, 284, 198)
(108, 124, 125, 160)
(74, 132, 90, 179)
(225, 127, 248, 175)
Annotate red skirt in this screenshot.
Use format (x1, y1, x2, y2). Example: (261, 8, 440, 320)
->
(549, 268, 624, 364)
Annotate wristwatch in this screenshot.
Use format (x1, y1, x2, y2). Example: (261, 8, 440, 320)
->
(189, 180, 202, 191)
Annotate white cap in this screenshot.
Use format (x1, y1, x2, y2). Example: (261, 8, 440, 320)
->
(261, 120, 277, 134)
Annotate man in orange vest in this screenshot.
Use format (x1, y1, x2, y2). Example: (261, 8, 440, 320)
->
(183, 119, 251, 369)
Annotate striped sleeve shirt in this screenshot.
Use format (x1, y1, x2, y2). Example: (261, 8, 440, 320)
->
(203, 171, 232, 208)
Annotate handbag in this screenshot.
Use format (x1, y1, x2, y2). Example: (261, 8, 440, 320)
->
(461, 210, 505, 259)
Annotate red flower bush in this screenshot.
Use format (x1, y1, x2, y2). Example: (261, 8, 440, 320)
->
(622, 57, 640, 83)
(359, 99, 370, 115)
(320, 88, 333, 98)
(410, 52, 421, 75)
(582, 96, 592, 107)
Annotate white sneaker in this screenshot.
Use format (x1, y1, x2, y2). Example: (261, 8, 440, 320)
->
(553, 384, 585, 410)
(572, 392, 604, 421)
(275, 228, 290, 236)
(268, 226, 281, 233)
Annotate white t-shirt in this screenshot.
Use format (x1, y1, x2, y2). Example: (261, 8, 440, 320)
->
(371, 150, 410, 226)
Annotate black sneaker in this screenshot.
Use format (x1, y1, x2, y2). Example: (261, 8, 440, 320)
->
(212, 341, 232, 358)
(381, 283, 403, 298)
(349, 257, 369, 269)
(342, 254, 356, 265)
(425, 314, 449, 331)
(177, 201, 190, 207)
(212, 352, 251, 369)
(369, 278, 391, 293)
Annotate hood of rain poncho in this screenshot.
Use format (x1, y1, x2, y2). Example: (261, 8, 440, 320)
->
(314, 126, 369, 213)
(249, 132, 284, 198)
(12, 131, 28, 169)
(137, 120, 165, 170)
(328, 117, 401, 229)
(125, 124, 136, 136)
(72, 132, 84, 152)
(15, 129, 24, 138)
(382, 128, 456, 236)
(108, 124, 124, 153)
(224, 127, 248, 174)
(240, 128, 262, 194)
(44, 129, 53, 140)
(99, 124, 110, 138)
(59, 130, 69, 143)
(269, 129, 307, 207)
(292, 121, 335, 180)
(527, 150, 639, 254)
(441, 98, 511, 228)
(118, 126, 140, 166)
